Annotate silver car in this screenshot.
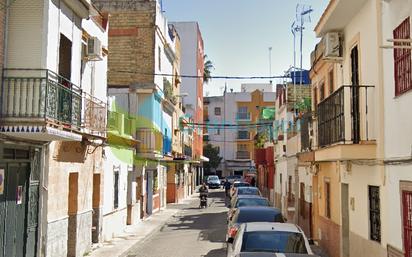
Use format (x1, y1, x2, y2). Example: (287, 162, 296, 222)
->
(227, 222, 314, 257)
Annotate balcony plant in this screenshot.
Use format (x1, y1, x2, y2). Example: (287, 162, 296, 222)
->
(163, 79, 178, 105)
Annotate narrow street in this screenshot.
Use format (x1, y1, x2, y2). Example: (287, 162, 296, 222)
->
(124, 190, 228, 257)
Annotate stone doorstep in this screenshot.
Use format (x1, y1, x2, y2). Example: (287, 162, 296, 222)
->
(87, 195, 198, 257)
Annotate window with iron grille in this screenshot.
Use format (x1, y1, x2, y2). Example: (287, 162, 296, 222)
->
(394, 17, 412, 96)
(319, 83, 325, 101)
(313, 87, 318, 114)
(403, 190, 412, 257)
(214, 107, 221, 116)
(369, 186, 381, 242)
(113, 168, 119, 209)
(329, 70, 334, 95)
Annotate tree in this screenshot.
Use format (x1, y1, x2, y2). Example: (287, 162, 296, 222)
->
(203, 144, 222, 174)
(203, 55, 214, 84)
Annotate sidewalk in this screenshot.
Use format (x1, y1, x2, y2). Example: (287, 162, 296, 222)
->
(88, 195, 198, 257)
(311, 244, 330, 257)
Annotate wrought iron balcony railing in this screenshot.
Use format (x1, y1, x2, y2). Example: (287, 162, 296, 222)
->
(83, 93, 107, 137)
(236, 151, 251, 159)
(317, 85, 375, 148)
(0, 69, 81, 129)
(236, 112, 251, 121)
(136, 128, 163, 154)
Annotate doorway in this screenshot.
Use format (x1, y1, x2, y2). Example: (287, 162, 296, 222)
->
(341, 183, 350, 257)
(91, 174, 101, 243)
(146, 170, 153, 215)
(67, 173, 79, 257)
(0, 146, 39, 257)
(350, 45, 360, 144)
(0, 163, 29, 257)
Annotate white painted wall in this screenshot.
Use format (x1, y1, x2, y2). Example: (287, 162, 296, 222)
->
(381, 0, 412, 251)
(172, 22, 198, 115)
(102, 146, 131, 241)
(241, 83, 273, 93)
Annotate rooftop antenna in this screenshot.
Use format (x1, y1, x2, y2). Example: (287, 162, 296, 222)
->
(269, 47, 273, 84)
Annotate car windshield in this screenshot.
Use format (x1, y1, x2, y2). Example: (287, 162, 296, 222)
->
(234, 182, 249, 188)
(237, 187, 259, 195)
(241, 231, 308, 254)
(207, 176, 219, 182)
(228, 175, 242, 180)
(236, 210, 283, 223)
(236, 198, 269, 208)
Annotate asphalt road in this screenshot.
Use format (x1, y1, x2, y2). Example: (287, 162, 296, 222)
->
(124, 189, 229, 257)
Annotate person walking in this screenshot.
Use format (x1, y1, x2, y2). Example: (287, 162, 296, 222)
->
(223, 179, 231, 197)
(250, 176, 256, 187)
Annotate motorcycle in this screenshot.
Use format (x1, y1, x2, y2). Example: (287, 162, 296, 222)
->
(199, 193, 208, 208)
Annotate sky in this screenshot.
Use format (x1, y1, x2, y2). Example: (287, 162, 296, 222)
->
(162, 0, 329, 96)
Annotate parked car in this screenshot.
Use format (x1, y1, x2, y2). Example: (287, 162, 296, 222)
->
(207, 175, 221, 189)
(227, 222, 313, 257)
(233, 187, 261, 198)
(227, 175, 243, 184)
(227, 196, 271, 222)
(229, 195, 268, 209)
(230, 181, 250, 197)
(227, 207, 285, 242)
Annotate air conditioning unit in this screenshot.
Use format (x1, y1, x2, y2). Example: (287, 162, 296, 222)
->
(87, 37, 103, 61)
(324, 32, 342, 59)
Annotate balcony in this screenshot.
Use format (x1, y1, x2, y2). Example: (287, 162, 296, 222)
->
(107, 112, 137, 148)
(236, 151, 251, 160)
(108, 111, 132, 136)
(237, 131, 251, 140)
(83, 93, 107, 138)
(236, 112, 251, 121)
(315, 85, 376, 161)
(136, 128, 163, 158)
(0, 69, 83, 141)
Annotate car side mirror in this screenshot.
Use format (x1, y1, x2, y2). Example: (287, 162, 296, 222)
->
(227, 238, 234, 244)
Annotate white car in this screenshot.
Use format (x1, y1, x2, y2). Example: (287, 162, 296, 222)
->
(227, 222, 314, 257)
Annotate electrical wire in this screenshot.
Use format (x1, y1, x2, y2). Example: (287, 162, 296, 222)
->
(109, 70, 304, 80)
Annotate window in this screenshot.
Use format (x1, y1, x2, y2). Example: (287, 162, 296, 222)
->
(319, 83, 325, 101)
(215, 128, 220, 135)
(238, 106, 248, 113)
(369, 186, 381, 242)
(394, 17, 412, 96)
(238, 144, 247, 151)
(325, 181, 331, 218)
(403, 190, 412, 257)
(329, 70, 334, 94)
(113, 168, 119, 209)
(214, 107, 221, 115)
(238, 130, 249, 139)
(313, 87, 318, 113)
